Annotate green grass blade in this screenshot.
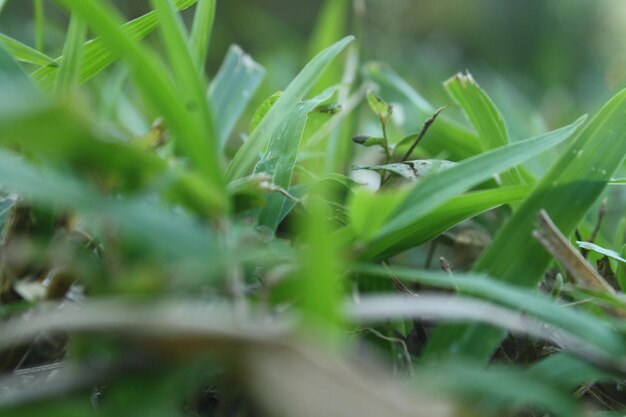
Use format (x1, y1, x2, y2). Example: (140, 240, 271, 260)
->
(363, 62, 481, 160)
(150, 0, 221, 177)
(225, 36, 354, 182)
(307, 0, 350, 96)
(209, 45, 265, 148)
(54, 0, 224, 193)
(255, 88, 334, 231)
(445, 71, 523, 186)
(351, 185, 530, 259)
(53, 13, 86, 98)
(424, 88, 626, 362)
(31, 0, 198, 90)
(363, 116, 586, 259)
(34, 0, 45, 51)
(190, 0, 215, 71)
(0, 33, 57, 67)
(351, 264, 626, 357)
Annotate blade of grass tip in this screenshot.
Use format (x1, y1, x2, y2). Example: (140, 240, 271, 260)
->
(53, 12, 86, 99)
(0, 0, 7, 14)
(190, 0, 215, 72)
(31, 0, 198, 90)
(445, 71, 525, 187)
(53, 0, 224, 194)
(150, 0, 220, 175)
(0, 33, 57, 67)
(34, 0, 45, 51)
(424, 88, 626, 363)
(225, 36, 354, 182)
(209, 45, 265, 148)
(363, 116, 586, 259)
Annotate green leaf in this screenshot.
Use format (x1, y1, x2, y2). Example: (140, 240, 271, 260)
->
(209, 45, 265, 148)
(352, 185, 530, 258)
(189, 0, 216, 71)
(54, 0, 224, 194)
(34, 0, 45, 51)
(363, 116, 586, 259)
(354, 160, 456, 181)
(31, 0, 198, 90)
(0, 43, 41, 115)
(53, 13, 86, 98)
(366, 90, 392, 123)
(0, 33, 57, 67)
(255, 88, 335, 231)
(226, 36, 354, 181)
(424, 88, 626, 363)
(576, 241, 626, 263)
(444, 71, 523, 187)
(307, 0, 350, 95)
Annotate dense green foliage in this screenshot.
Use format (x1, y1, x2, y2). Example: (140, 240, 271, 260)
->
(0, 1, 625, 416)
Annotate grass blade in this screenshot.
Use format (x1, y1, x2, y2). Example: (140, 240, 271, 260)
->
(53, 13, 86, 98)
(190, 0, 216, 72)
(34, 0, 45, 51)
(351, 264, 626, 357)
(209, 45, 265, 148)
(255, 88, 334, 230)
(0, 33, 57, 67)
(225, 36, 354, 181)
(363, 116, 586, 259)
(31, 0, 198, 90)
(424, 88, 626, 362)
(150, 0, 220, 173)
(351, 185, 530, 258)
(54, 0, 224, 193)
(445, 71, 524, 186)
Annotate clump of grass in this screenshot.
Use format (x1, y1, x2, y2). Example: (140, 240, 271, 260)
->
(0, 1, 626, 416)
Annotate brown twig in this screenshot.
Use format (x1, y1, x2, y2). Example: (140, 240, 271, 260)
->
(400, 106, 446, 162)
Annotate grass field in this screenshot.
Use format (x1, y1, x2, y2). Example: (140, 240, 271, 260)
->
(1, 1, 626, 416)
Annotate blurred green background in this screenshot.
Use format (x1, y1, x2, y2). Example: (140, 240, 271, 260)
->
(3, 0, 626, 130)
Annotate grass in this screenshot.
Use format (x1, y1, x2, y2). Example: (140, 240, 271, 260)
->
(0, 1, 625, 416)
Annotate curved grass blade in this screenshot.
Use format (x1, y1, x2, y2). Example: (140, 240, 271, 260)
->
(190, 0, 216, 71)
(53, 13, 86, 98)
(351, 263, 626, 357)
(226, 36, 354, 181)
(31, 0, 198, 90)
(0, 33, 57, 67)
(359, 185, 531, 259)
(54, 0, 224, 193)
(424, 88, 626, 363)
(445, 71, 524, 187)
(364, 116, 586, 259)
(209, 45, 265, 148)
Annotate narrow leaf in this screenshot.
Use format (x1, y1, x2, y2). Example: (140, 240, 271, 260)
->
(209, 45, 265, 148)
(53, 13, 86, 98)
(0, 33, 57, 67)
(189, 0, 216, 71)
(226, 36, 354, 181)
